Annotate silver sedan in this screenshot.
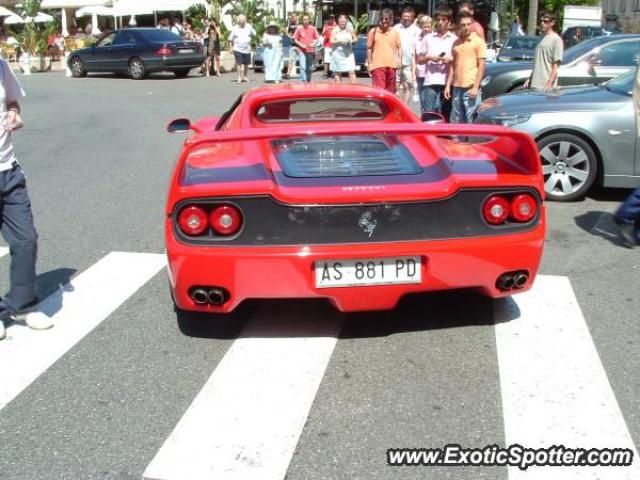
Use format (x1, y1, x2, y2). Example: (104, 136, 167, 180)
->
(475, 69, 640, 201)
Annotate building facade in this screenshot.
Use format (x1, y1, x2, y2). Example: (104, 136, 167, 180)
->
(603, 0, 640, 32)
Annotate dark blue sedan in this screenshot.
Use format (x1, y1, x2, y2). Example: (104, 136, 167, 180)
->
(68, 28, 205, 80)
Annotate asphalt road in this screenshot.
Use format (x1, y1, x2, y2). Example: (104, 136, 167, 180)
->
(0, 69, 637, 480)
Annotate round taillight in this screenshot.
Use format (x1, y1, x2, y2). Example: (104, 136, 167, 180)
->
(177, 206, 208, 236)
(483, 196, 510, 225)
(210, 205, 243, 236)
(510, 194, 538, 222)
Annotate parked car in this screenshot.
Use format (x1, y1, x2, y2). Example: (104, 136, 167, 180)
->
(253, 35, 323, 73)
(353, 35, 368, 73)
(164, 83, 545, 314)
(481, 34, 640, 99)
(561, 26, 618, 48)
(496, 36, 540, 62)
(475, 69, 640, 201)
(68, 28, 204, 79)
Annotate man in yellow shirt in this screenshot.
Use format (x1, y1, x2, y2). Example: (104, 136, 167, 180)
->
(444, 10, 486, 123)
(367, 9, 402, 93)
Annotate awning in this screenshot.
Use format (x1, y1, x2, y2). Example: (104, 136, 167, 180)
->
(113, 0, 208, 13)
(41, 0, 111, 7)
(4, 11, 55, 23)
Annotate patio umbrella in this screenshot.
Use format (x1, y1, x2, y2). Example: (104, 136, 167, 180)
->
(4, 12, 55, 24)
(0, 6, 18, 17)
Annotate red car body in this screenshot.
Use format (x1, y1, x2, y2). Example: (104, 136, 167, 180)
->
(165, 83, 545, 313)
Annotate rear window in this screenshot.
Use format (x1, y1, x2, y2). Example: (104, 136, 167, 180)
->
(256, 98, 388, 122)
(272, 135, 421, 178)
(140, 29, 182, 42)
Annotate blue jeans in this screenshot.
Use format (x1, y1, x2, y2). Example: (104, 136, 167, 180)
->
(450, 87, 481, 123)
(615, 188, 640, 241)
(298, 52, 314, 82)
(417, 79, 445, 114)
(0, 165, 38, 310)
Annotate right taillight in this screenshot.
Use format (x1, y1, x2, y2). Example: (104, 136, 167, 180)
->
(510, 194, 538, 222)
(482, 195, 511, 225)
(177, 206, 208, 236)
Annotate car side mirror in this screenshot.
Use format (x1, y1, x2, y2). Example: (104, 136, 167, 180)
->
(421, 112, 446, 124)
(167, 118, 192, 133)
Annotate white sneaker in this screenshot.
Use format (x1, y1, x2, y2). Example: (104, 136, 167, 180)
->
(24, 314, 53, 331)
(0, 320, 5, 340)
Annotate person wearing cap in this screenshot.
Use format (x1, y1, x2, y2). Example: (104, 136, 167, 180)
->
(524, 12, 563, 91)
(262, 22, 284, 83)
(0, 58, 49, 340)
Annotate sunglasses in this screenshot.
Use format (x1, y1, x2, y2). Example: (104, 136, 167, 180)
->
(541, 18, 552, 23)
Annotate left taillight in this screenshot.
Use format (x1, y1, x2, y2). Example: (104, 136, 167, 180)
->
(177, 206, 208, 236)
(210, 205, 243, 236)
(156, 46, 172, 56)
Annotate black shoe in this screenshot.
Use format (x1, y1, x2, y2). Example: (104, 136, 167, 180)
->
(614, 219, 637, 248)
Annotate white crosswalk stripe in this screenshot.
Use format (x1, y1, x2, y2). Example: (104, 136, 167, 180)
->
(495, 275, 640, 479)
(0, 251, 165, 410)
(144, 305, 343, 480)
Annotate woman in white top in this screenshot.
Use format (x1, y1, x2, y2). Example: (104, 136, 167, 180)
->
(262, 23, 284, 83)
(330, 15, 357, 83)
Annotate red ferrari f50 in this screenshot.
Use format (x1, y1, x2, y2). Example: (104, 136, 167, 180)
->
(165, 83, 545, 313)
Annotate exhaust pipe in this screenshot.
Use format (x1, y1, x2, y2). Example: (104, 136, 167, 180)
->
(208, 287, 228, 306)
(514, 272, 529, 288)
(191, 288, 209, 305)
(496, 273, 516, 291)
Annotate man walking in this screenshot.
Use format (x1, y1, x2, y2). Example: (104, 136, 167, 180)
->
(614, 64, 640, 247)
(230, 14, 255, 83)
(367, 9, 402, 94)
(417, 4, 456, 115)
(0, 59, 49, 339)
(285, 13, 299, 80)
(524, 12, 563, 91)
(395, 7, 420, 103)
(444, 10, 486, 123)
(293, 14, 319, 83)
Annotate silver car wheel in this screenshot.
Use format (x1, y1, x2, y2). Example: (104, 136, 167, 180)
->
(540, 141, 590, 198)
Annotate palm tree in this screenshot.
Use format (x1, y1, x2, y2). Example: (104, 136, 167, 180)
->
(526, 0, 538, 35)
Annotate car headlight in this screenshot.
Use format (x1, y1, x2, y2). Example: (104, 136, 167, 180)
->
(490, 113, 531, 127)
(480, 75, 492, 87)
(499, 56, 512, 62)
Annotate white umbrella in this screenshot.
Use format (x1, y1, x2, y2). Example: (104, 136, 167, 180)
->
(0, 6, 18, 17)
(4, 12, 55, 24)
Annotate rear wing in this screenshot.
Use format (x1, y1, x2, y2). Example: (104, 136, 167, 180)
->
(180, 123, 541, 177)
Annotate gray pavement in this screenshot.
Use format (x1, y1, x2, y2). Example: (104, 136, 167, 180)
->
(0, 70, 636, 480)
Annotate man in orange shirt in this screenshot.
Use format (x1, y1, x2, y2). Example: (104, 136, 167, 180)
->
(366, 9, 402, 93)
(444, 10, 486, 123)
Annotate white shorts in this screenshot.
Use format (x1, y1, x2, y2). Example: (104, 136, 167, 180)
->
(323, 46, 332, 63)
(398, 65, 413, 84)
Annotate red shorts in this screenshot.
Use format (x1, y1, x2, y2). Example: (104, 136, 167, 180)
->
(371, 67, 396, 94)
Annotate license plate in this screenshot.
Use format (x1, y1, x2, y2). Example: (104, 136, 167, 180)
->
(315, 256, 421, 288)
(178, 48, 194, 54)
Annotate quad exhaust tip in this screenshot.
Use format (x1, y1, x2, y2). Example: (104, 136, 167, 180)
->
(496, 270, 530, 292)
(189, 286, 230, 306)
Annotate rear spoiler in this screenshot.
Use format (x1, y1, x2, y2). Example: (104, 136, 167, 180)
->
(181, 123, 542, 177)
